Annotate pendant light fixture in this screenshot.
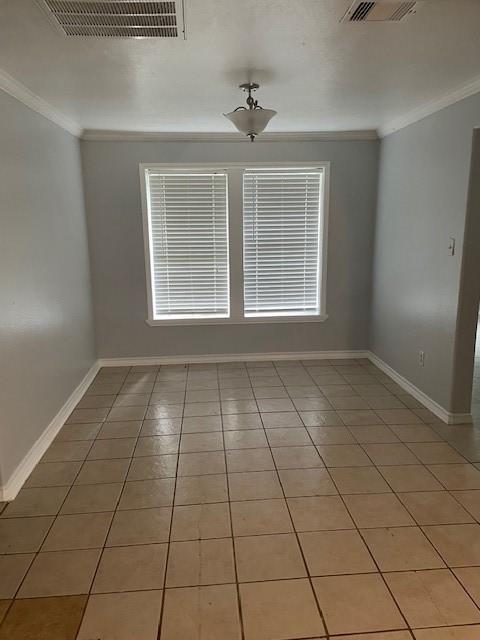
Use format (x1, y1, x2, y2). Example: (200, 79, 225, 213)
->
(224, 83, 277, 141)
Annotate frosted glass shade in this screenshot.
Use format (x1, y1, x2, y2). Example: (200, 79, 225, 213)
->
(224, 108, 277, 137)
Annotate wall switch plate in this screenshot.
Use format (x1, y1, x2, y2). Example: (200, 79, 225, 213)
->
(418, 350, 425, 367)
(448, 237, 456, 256)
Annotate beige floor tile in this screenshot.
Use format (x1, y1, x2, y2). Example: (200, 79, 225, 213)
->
(74, 458, 130, 484)
(271, 445, 323, 469)
(398, 491, 474, 525)
(67, 407, 109, 423)
(135, 434, 180, 456)
(0, 555, 34, 598)
(182, 415, 223, 433)
(231, 499, 293, 536)
(348, 425, 400, 444)
(224, 429, 268, 449)
(293, 397, 334, 411)
(375, 409, 423, 424)
(186, 389, 219, 403)
(317, 444, 372, 467)
(18, 548, 101, 597)
(362, 443, 420, 465)
(166, 538, 235, 587)
(61, 483, 122, 514)
(413, 627, 480, 639)
(161, 584, 241, 640)
(266, 427, 312, 447)
(257, 398, 295, 412)
(338, 634, 411, 640)
(0, 595, 87, 640)
(329, 396, 370, 411)
(330, 467, 392, 494)
(299, 529, 376, 575)
(141, 418, 182, 436)
(42, 441, 91, 463)
(56, 423, 101, 441)
(150, 391, 185, 405)
(300, 410, 343, 426)
(222, 413, 262, 430)
(1, 486, 68, 518)
(87, 437, 136, 460)
(221, 400, 258, 415)
(337, 410, 383, 426)
(96, 420, 141, 439)
(227, 448, 275, 472)
(261, 412, 305, 429)
(178, 451, 226, 476)
(308, 426, 356, 444)
(171, 503, 231, 541)
(287, 495, 355, 531)
(344, 493, 415, 528)
(114, 393, 150, 406)
(146, 404, 183, 420)
(378, 465, 444, 492)
(42, 512, 112, 551)
(181, 431, 224, 452)
(451, 490, 480, 518)
(320, 384, 356, 398)
(407, 443, 467, 464)
(240, 578, 324, 640)
(0, 516, 54, 553)
(254, 386, 289, 399)
(365, 396, 406, 410)
(184, 401, 221, 417)
(77, 590, 162, 640)
(106, 507, 171, 546)
(313, 573, 405, 635)
(175, 474, 228, 505)
(118, 478, 175, 509)
(77, 394, 116, 408)
(389, 424, 442, 442)
(106, 406, 147, 421)
(278, 468, 337, 497)
(428, 464, 480, 489)
(423, 524, 480, 566)
(24, 461, 82, 488)
(127, 454, 178, 480)
(228, 470, 283, 501)
(454, 567, 480, 607)
(384, 569, 480, 628)
(362, 527, 445, 571)
(0, 601, 10, 626)
(92, 543, 167, 592)
(235, 533, 306, 582)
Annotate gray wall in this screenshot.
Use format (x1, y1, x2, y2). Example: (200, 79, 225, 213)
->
(370, 93, 480, 413)
(0, 90, 96, 488)
(81, 139, 379, 358)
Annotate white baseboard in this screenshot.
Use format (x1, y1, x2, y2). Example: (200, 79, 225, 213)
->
(0, 361, 100, 502)
(98, 350, 369, 367)
(367, 352, 472, 426)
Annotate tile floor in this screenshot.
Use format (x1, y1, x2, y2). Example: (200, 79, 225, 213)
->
(2, 358, 480, 638)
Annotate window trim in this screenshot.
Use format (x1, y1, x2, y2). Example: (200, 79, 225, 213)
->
(140, 161, 330, 326)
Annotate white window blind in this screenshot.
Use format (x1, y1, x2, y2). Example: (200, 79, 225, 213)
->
(145, 170, 229, 319)
(243, 167, 323, 317)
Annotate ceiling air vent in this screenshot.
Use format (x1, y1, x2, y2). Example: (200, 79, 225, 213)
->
(38, 0, 185, 37)
(341, 1, 419, 22)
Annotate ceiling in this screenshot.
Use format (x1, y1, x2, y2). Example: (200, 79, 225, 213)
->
(0, 0, 480, 134)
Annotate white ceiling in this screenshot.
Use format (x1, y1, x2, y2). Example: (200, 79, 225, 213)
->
(0, 0, 480, 134)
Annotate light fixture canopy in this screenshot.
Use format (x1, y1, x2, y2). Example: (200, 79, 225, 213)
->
(224, 83, 277, 141)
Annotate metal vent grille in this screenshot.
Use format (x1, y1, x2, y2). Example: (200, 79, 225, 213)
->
(39, 0, 184, 37)
(342, 1, 419, 22)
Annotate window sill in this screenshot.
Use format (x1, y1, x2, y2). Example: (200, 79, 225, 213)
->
(146, 314, 329, 327)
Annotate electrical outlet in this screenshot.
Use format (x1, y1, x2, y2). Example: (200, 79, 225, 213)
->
(418, 350, 425, 367)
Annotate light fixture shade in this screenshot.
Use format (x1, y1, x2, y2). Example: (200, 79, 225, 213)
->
(224, 108, 277, 137)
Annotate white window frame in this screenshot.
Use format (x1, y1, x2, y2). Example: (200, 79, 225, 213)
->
(140, 162, 330, 326)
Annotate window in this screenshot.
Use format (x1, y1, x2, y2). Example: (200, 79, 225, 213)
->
(243, 168, 323, 317)
(141, 163, 328, 324)
(143, 170, 229, 320)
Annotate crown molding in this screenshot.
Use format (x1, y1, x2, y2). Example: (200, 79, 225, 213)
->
(81, 129, 379, 142)
(379, 75, 480, 137)
(0, 68, 82, 137)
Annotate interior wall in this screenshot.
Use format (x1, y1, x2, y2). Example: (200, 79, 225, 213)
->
(0, 90, 96, 489)
(80, 138, 379, 359)
(370, 93, 480, 414)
